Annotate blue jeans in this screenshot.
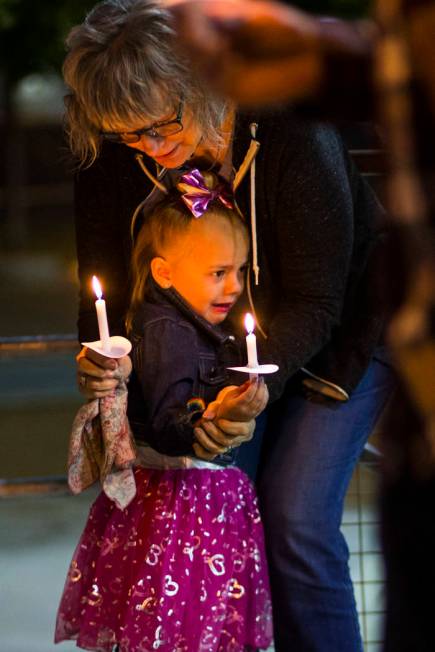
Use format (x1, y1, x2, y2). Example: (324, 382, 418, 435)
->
(235, 411, 268, 482)
(258, 356, 395, 651)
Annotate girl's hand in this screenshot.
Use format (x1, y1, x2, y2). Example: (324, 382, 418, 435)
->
(76, 347, 132, 399)
(208, 377, 269, 422)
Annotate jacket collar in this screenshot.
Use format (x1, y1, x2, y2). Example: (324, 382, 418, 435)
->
(143, 277, 235, 347)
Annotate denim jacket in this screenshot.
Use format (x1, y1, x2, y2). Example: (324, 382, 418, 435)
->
(127, 279, 245, 466)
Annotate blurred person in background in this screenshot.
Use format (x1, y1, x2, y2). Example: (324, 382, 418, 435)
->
(171, 1, 435, 650)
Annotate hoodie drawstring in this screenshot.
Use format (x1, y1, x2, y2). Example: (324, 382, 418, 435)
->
(249, 123, 260, 286)
(232, 123, 261, 285)
(135, 153, 168, 194)
(132, 154, 168, 239)
(233, 123, 267, 339)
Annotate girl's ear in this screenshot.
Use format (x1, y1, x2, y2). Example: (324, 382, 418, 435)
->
(150, 257, 172, 289)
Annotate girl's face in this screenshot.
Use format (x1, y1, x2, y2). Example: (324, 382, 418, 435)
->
(103, 101, 203, 169)
(153, 213, 249, 324)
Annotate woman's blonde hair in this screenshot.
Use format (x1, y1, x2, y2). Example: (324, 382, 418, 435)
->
(63, 0, 229, 165)
(126, 190, 247, 333)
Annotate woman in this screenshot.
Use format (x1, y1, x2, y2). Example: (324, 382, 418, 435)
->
(64, 1, 395, 650)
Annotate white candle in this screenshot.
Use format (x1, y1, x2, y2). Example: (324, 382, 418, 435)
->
(245, 313, 258, 368)
(92, 275, 111, 353)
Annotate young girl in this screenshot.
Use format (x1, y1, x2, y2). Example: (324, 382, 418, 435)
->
(55, 170, 273, 652)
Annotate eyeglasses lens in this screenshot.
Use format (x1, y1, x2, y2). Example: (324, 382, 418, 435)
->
(102, 103, 183, 144)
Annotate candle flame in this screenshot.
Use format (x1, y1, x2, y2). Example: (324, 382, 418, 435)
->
(92, 275, 103, 300)
(244, 312, 255, 334)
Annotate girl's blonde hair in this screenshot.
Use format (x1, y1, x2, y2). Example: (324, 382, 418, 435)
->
(63, 0, 229, 165)
(126, 191, 247, 333)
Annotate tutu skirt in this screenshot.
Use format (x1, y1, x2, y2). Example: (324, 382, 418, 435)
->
(55, 466, 273, 652)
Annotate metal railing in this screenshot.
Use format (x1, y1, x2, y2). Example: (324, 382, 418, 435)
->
(349, 148, 386, 177)
(0, 333, 78, 353)
(0, 476, 70, 498)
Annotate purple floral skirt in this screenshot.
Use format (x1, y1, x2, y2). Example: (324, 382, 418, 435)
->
(55, 466, 273, 652)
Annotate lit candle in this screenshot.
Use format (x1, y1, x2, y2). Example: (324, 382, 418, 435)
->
(245, 313, 258, 368)
(92, 275, 111, 353)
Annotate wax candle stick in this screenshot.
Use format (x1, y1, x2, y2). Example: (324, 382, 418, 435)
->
(245, 313, 258, 368)
(92, 275, 111, 353)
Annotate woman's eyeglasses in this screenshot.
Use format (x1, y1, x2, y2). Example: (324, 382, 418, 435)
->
(100, 101, 184, 144)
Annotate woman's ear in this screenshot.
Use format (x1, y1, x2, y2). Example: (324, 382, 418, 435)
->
(150, 257, 172, 289)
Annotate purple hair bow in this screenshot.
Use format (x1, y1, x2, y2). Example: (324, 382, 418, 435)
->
(177, 168, 234, 218)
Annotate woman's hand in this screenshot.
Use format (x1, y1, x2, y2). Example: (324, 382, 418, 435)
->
(192, 377, 269, 460)
(76, 347, 132, 399)
(193, 416, 256, 461)
(212, 377, 269, 422)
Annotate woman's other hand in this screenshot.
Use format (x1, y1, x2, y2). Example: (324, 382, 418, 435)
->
(76, 347, 132, 399)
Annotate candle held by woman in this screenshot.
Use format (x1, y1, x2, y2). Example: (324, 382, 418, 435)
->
(245, 313, 259, 368)
(92, 275, 111, 353)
